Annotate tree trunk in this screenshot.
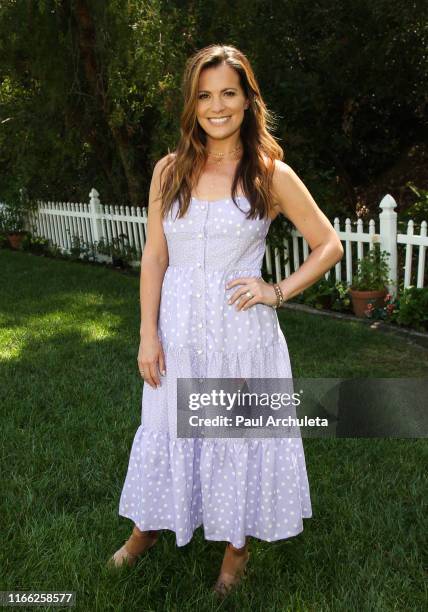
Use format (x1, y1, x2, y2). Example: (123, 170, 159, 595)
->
(72, 0, 142, 206)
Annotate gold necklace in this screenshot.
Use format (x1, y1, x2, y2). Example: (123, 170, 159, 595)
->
(194, 144, 243, 200)
(207, 143, 242, 164)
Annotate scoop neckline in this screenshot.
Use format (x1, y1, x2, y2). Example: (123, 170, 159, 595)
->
(191, 194, 247, 203)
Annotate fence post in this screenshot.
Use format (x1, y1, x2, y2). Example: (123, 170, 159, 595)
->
(379, 194, 397, 297)
(89, 188, 103, 246)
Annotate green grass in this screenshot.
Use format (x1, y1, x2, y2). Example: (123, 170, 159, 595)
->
(1, 249, 427, 612)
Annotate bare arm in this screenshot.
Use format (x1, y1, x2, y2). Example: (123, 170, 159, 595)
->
(136, 154, 172, 389)
(271, 160, 344, 302)
(139, 156, 171, 338)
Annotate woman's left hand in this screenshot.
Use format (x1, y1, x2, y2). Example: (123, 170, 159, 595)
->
(225, 276, 278, 310)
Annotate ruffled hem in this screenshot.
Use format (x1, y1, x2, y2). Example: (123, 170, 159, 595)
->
(118, 426, 312, 548)
(140, 335, 298, 436)
(119, 333, 312, 548)
(158, 331, 293, 379)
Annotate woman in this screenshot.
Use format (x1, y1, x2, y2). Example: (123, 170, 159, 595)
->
(108, 44, 343, 597)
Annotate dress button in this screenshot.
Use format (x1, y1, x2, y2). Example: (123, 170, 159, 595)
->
(196, 293, 201, 298)
(198, 233, 203, 238)
(198, 323, 203, 328)
(197, 349, 203, 355)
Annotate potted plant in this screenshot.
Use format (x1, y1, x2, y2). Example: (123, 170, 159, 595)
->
(349, 243, 391, 318)
(4, 205, 28, 249)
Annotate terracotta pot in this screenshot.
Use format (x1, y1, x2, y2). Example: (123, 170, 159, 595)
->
(349, 288, 388, 318)
(7, 232, 26, 250)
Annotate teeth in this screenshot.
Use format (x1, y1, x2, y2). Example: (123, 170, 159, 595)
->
(209, 117, 230, 124)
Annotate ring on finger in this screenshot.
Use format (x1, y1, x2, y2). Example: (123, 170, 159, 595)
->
(238, 292, 253, 310)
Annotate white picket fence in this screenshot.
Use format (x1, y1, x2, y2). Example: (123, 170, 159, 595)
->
(26, 188, 148, 264)
(266, 193, 427, 296)
(4, 188, 428, 296)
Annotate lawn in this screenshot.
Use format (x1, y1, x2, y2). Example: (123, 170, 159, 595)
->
(1, 249, 427, 611)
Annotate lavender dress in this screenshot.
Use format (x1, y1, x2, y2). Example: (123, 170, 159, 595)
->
(118, 195, 312, 548)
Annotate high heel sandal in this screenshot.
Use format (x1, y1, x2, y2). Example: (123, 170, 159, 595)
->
(213, 541, 250, 598)
(107, 526, 158, 568)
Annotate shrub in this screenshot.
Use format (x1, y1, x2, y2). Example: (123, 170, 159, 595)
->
(392, 286, 428, 332)
(298, 277, 352, 312)
(351, 243, 391, 291)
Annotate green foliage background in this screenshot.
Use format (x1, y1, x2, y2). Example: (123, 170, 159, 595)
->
(0, 0, 426, 217)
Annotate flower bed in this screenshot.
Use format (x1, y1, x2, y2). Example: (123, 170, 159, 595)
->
(295, 279, 428, 333)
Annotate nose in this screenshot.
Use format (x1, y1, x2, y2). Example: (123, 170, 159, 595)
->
(209, 96, 226, 112)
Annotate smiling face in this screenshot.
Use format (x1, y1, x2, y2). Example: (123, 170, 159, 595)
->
(196, 62, 249, 143)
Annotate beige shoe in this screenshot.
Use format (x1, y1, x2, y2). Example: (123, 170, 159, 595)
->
(107, 526, 158, 569)
(213, 541, 250, 598)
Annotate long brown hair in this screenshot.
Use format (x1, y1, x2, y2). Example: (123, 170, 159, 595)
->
(159, 44, 284, 220)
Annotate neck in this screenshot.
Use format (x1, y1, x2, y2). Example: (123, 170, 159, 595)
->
(206, 137, 242, 156)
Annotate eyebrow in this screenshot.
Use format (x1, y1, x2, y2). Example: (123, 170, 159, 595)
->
(198, 87, 238, 93)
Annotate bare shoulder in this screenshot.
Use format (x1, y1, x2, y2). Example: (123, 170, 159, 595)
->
(153, 151, 176, 177)
(269, 159, 343, 253)
(150, 152, 176, 203)
(271, 160, 309, 210)
(272, 159, 295, 185)
(260, 155, 282, 216)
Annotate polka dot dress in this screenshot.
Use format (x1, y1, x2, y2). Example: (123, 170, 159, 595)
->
(118, 195, 312, 548)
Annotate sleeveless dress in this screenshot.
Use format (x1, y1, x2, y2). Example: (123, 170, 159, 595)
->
(118, 194, 312, 548)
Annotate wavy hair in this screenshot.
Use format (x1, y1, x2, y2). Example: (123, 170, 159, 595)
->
(159, 44, 284, 220)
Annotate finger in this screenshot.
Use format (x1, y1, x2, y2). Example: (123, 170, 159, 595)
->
(142, 362, 156, 389)
(228, 284, 250, 305)
(237, 293, 258, 311)
(149, 362, 161, 388)
(230, 284, 259, 306)
(233, 286, 254, 310)
(158, 351, 166, 376)
(137, 359, 145, 380)
(241, 296, 258, 310)
(226, 276, 256, 289)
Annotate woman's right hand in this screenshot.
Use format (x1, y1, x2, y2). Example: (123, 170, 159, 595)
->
(137, 333, 166, 389)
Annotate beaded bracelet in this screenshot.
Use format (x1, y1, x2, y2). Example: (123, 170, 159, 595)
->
(272, 283, 284, 309)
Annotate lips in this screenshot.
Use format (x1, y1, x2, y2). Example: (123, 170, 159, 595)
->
(208, 116, 231, 125)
